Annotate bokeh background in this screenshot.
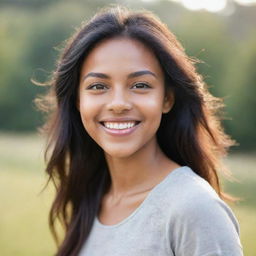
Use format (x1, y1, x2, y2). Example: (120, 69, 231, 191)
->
(0, 0, 255, 255)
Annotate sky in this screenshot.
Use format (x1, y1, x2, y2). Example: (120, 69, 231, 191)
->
(142, 0, 256, 13)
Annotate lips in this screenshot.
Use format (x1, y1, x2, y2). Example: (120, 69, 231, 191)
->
(100, 121, 140, 130)
(99, 119, 141, 135)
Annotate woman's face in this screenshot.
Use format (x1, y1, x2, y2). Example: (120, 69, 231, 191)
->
(78, 37, 174, 158)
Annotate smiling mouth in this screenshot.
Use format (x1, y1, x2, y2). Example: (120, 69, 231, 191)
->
(100, 121, 141, 130)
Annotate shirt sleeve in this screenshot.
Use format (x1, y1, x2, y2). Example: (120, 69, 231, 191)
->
(167, 190, 244, 256)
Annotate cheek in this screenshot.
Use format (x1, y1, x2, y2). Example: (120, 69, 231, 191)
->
(141, 93, 165, 116)
(146, 96, 165, 135)
(79, 97, 100, 132)
(147, 96, 164, 109)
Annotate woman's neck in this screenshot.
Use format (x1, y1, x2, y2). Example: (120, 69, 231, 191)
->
(104, 138, 179, 200)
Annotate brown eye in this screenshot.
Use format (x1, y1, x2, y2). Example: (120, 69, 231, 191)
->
(132, 82, 151, 89)
(87, 83, 108, 90)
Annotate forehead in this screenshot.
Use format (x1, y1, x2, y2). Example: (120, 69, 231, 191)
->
(80, 37, 164, 78)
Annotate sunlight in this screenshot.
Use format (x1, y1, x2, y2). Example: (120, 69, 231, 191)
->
(180, 0, 227, 12)
(236, 0, 256, 5)
(170, 0, 256, 13)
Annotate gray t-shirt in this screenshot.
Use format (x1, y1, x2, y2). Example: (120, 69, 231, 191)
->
(79, 166, 243, 256)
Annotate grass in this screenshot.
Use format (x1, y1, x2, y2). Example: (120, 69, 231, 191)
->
(0, 133, 55, 256)
(0, 133, 255, 255)
(222, 154, 256, 256)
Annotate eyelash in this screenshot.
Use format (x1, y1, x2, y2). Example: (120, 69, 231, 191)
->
(86, 82, 151, 90)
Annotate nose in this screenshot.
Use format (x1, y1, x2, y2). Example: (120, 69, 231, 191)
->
(106, 88, 132, 113)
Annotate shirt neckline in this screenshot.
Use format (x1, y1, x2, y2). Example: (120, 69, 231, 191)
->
(95, 165, 188, 229)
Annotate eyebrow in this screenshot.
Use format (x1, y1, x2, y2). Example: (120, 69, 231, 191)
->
(82, 70, 157, 81)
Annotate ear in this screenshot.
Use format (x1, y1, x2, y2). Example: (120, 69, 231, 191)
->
(162, 90, 175, 114)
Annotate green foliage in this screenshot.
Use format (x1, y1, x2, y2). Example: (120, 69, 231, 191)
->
(221, 36, 256, 150)
(0, 2, 96, 130)
(0, 0, 255, 150)
(172, 12, 232, 96)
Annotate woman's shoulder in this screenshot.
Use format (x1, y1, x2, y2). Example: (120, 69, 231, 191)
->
(159, 166, 240, 232)
(161, 166, 219, 201)
(161, 167, 243, 255)
(160, 166, 237, 222)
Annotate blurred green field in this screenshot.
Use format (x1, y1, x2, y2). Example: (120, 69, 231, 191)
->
(0, 133, 255, 256)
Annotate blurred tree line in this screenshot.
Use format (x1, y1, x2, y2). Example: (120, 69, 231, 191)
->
(0, 0, 255, 151)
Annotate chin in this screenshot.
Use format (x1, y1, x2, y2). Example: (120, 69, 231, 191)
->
(104, 146, 138, 159)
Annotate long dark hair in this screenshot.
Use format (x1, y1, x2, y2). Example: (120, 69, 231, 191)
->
(36, 5, 236, 256)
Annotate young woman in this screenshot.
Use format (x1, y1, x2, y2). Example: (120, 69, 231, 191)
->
(39, 5, 243, 256)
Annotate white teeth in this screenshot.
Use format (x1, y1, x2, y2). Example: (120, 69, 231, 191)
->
(103, 122, 137, 130)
